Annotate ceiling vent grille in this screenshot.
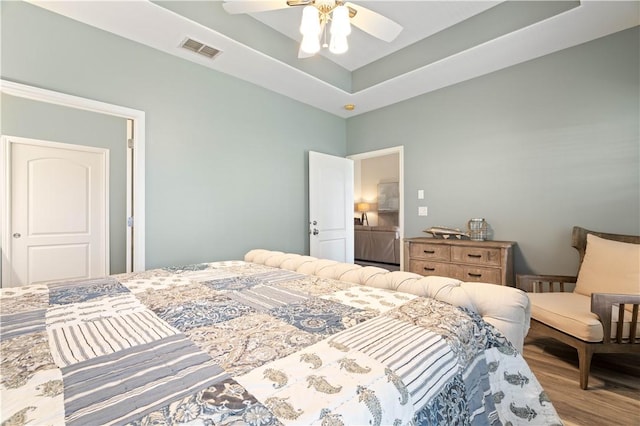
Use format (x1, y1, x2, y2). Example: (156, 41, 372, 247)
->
(180, 38, 221, 59)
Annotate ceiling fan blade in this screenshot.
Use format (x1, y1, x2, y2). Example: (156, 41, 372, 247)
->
(286, 0, 314, 6)
(344, 2, 402, 42)
(222, 1, 290, 15)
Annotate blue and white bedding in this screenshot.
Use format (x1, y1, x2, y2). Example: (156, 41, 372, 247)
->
(0, 260, 562, 425)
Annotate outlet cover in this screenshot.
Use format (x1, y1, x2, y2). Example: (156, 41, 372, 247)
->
(418, 189, 424, 199)
(418, 206, 428, 216)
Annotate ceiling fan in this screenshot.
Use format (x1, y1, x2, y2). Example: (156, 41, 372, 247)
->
(222, 0, 403, 58)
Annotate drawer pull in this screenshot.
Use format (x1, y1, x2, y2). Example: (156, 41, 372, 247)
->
(423, 250, 435, 254)
(423, 267, 435, 271)
(467, 254, 482, 258)
(468, 273, 482, 278)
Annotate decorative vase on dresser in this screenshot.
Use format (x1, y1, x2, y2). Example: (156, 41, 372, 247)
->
(403, 237, 516, 286)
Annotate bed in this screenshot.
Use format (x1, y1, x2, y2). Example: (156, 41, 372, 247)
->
(1, 249, 562, 425)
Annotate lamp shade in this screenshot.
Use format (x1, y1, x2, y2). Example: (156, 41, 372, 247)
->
(356, 202, 370, 212)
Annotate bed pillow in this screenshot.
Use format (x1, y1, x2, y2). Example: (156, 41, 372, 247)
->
(574, 234, 640, 297)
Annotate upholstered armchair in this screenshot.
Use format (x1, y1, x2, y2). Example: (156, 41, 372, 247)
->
(517, 226, 640, 389)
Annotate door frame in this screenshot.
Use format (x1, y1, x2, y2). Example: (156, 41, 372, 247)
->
(347, 146, 405, 269)
(0, 79, 146, 280)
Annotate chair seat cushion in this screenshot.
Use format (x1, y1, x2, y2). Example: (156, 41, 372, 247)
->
(528, 292, 640, 342)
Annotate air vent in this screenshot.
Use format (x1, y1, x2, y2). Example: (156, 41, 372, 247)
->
(180, 38, 221, 59)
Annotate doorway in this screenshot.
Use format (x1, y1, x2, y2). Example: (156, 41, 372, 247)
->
(0, 80, 146, 286)
(348, 146, 404, 269)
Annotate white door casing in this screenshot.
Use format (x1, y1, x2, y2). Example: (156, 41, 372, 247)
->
(2, 136, 108, 287)
(0, 79, 146, 274)
(348, 146, 405, 269)
(309, 151, 354, 263)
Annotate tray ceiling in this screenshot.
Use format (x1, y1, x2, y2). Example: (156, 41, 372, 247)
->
(27, 1, 640, 117)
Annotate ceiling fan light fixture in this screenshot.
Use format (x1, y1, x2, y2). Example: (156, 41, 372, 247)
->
(329, 33, 348, 54)
(297, 2, 355, 56)
(330, 5, 351, 36)
(300, 5, 320, 36)
(301, 34, 321, 54)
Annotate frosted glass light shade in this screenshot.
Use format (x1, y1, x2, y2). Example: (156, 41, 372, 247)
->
(329, 34, 348, 54)
(300, 6, 320, 35)
(301, 34, 321, 54)
(330, 5, 351, 35)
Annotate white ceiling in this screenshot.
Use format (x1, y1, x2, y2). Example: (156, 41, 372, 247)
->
(28, 1, 640, 118)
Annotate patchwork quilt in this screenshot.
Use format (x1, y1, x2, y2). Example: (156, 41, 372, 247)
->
(0, 260, 563, 425)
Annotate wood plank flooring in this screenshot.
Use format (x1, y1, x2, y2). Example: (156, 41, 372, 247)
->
(523, 328, 640, 426)
(354, 260, 400, 271)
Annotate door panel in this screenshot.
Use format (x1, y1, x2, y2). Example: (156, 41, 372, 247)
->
(29, 244, 89, 283)
(7, 137, 108, 286)
(29, 158, 89, 234)
(309, 151, 354, 263)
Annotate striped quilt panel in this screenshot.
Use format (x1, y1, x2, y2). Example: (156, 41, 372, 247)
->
(61, 334, 228, 425)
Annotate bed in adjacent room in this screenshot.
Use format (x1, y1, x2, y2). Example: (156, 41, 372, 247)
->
(0, 249, 562, 425)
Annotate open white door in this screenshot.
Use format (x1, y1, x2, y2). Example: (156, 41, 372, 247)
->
(309, 151, 354, 263)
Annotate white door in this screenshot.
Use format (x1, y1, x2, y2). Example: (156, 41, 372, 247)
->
(309, 151, 354, 263)
(2, 136, 109, 287)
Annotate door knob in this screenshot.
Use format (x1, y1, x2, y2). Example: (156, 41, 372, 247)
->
(312, 228, 319, 235)
(13, 233, 21, 238)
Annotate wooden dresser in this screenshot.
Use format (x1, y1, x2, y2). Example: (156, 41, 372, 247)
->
(404, 237, 516, 286)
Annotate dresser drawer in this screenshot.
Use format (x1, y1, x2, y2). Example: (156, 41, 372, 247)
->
(404, 238, 515, 286)
(409, 243, 450, 261)
(409, 260, 450, 277)
(451, 246, 501, 266)
(451, 265, 501, 284)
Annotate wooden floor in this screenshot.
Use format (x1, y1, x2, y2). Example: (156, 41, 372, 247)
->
(354, 260, 400, 271)
(523, 328, 640, 426)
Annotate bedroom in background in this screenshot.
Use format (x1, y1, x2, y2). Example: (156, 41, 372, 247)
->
(349, 147, 404, 270)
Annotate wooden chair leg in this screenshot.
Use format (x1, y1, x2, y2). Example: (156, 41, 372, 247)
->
(577, 345, 594, 390)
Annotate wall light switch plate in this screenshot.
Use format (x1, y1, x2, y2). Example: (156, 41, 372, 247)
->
(418, 189, 424, 199)
(418, 206, 428, 216)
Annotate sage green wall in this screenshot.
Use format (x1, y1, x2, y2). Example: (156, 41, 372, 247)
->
(1, 94, 128, 274)
(1, 1, 346, 268)
(347, 27, 640, 276)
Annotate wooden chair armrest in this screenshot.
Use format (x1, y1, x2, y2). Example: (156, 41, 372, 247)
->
(591, 293, 640, 343)
(516, 274, 577, 293)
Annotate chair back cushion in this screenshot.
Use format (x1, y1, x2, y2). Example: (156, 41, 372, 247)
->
(574, 234, 640, 297)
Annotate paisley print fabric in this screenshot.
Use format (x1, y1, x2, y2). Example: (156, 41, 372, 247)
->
(154, 297, 256, 331)
(128, 379, 280, 426)
(0, 262, 562, 426)
(0, 285, 48, 315)
(48, 277, 128, 305)
(1, 331, 56, 389)
(186, 313, 322, 377)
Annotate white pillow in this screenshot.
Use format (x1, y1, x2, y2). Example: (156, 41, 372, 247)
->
(574, 234, 640, 297)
